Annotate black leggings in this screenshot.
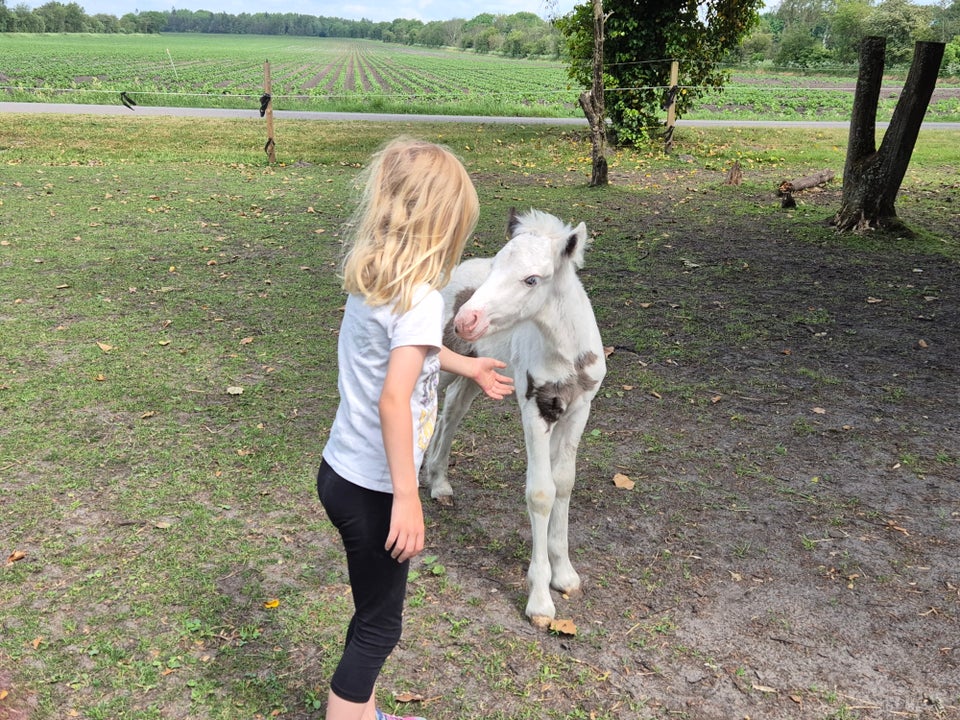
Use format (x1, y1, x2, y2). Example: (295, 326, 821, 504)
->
(317, 459, 409, 704)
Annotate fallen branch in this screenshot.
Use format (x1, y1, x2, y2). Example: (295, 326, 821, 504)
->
(777, 170, 835, 196)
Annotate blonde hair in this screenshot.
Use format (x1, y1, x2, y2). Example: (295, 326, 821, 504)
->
(341, 137, 479, 314)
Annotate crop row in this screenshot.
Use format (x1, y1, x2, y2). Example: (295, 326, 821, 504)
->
(1, 34, 572, 106)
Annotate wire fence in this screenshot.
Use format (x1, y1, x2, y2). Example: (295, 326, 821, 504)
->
(3, 53, 958, 123)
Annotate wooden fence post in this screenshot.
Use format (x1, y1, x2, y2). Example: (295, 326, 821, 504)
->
(664, 59, 679, 151)
(263, 59, 277, 164)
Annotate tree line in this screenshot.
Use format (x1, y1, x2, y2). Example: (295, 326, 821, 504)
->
(737, 0, 960, 72)
(2, 0, 957, 71)
(0, 2, 563, 58)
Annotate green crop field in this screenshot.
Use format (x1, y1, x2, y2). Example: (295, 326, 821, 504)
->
(0, 33, 576, 116)
(2, 32, 959, 121)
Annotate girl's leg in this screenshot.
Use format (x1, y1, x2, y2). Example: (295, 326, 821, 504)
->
(323, 688, 426, 720)
(324, 689, 375, 720)
(317, 461, 410, 711)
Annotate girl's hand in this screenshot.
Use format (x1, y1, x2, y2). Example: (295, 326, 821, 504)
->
(385, 490, 425, 563)
(472, 357, 514, 400)
(439, 347, 513, 399)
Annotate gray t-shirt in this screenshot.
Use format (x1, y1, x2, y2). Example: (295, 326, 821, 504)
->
(322, 288, 443, 494)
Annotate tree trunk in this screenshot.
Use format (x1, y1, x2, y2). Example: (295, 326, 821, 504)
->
(833, 37, 945, 232)
(579, 90, 608, 187)
(580, 0, 609, 187)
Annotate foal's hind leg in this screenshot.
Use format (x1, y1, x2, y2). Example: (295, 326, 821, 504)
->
(424, 375, 482, 504)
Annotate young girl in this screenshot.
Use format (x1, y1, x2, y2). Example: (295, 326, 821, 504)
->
(317, 137, 513, 720)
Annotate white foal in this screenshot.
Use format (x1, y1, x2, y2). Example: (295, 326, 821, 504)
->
(424, 208, 606, 626)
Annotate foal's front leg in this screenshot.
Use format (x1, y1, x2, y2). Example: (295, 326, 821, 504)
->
(546, 401, 592, 594)
(520, 405, 557, 626)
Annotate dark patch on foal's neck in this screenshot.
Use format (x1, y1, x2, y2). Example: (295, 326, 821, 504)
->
(526, 351, 600, 425)
(443, 288, 478, 358)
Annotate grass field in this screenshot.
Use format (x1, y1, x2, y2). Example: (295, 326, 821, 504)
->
(0, 112, 958, 719)
(2, 33, 960, 121)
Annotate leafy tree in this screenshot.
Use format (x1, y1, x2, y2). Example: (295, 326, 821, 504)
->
(118, 11, 138, 32)
(12, 3, 45, 31)
(829, 0, 873, 64)
(773, 0, 834, 65)
(135, 10, 166, 33)
(0, 0, 11, 32)
(473, 26, 502, 53)
(495, 12, 544, 36)
(33, 1, 67, 31)
(383, 18, 424, 44)
(441, 19, 466, 47)
(418, 20, 448, 46)
(92, 12, 120, 32)
(776, 23, 833, 67)
(503, 29, 528, 57)
(557, 0, 763, 145)
(733, 30, 773, 63)
(758, 10, 785, 43)
(460, 13, 496, 49)
(775, 0, 832, 42)
(864, 0, 935, 64)
(943, 37, 960, 76)
(733, 11, 781, 62)
(63, 1, 86, 31)
(933, 0, 960, 42)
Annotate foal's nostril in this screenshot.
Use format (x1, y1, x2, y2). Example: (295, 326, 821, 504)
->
(455, 310, 478, 338)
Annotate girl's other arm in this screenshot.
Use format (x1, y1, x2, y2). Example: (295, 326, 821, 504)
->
(380, 344, 429, 563)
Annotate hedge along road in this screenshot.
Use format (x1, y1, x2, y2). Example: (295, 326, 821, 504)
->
(4, 101, 960, 129)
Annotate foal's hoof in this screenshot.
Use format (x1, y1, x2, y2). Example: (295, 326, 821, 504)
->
(432, 494, 454, 507)
(529, 614, 553, 630)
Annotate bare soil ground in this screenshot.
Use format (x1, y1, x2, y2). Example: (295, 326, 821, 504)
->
(391, 176, 960, 720)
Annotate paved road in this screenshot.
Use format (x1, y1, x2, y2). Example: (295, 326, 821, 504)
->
(3, 101, 959, 130)
(2, 101, 587, 124)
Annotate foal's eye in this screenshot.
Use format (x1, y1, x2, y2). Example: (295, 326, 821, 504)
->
(523, 276, 539, 287)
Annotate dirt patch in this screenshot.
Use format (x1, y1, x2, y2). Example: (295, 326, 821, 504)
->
(0, 664, 35, 720)
(399, 177, 959, 719)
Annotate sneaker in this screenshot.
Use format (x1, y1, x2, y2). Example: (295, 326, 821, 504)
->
(375, 710, 426, 720)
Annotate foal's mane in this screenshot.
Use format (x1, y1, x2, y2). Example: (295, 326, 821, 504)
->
(509, 208, 589, 270)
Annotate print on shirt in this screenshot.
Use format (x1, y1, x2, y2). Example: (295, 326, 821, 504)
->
(417, 363, 440, 451)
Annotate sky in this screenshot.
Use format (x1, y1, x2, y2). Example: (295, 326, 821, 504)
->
(37, 0, 580, 23)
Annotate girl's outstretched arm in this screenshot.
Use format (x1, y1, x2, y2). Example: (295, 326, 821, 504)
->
(438, 347, 515, 400)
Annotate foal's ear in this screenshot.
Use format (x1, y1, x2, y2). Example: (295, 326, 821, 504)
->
(506, 207, 521, 238)
(562, 221, 589, 269)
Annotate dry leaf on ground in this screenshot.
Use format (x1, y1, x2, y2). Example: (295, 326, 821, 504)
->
(394, 692, 425, 703)
(613, 473, 635, 490)
(549, 618, 577, 636)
